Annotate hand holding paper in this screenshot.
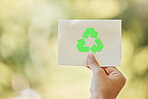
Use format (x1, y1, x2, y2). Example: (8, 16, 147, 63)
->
(87, 54, 126, 99)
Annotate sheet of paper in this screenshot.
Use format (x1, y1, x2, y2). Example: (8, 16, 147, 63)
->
(58, 20, 121, 66)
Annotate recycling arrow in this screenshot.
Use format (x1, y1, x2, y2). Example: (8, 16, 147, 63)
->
(76, 28, 104, 54)
(82, 28, 98, 39)
(90, 38, 104, 54)
(76, 38, 89, 52)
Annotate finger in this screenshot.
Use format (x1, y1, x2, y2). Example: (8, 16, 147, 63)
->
(103, 66, 126, 85)
(102, 66, 120, 75)
(87, 53, 100, 71)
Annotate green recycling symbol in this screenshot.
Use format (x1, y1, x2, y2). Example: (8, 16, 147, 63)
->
(76, 28, 104, 54)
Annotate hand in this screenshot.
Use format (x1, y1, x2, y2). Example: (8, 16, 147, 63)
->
(87, 54, 126, 99)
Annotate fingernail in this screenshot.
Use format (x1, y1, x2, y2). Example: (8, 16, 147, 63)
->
(88, 54, 93, 59)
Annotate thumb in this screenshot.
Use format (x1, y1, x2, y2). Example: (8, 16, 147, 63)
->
(87, 54, 101, 72)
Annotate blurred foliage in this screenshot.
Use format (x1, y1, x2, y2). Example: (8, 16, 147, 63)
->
(0, 0, 148, 99)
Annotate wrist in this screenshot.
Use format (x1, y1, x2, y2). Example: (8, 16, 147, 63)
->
(90, 93, 105, 99)
(90, 93, 116, 99)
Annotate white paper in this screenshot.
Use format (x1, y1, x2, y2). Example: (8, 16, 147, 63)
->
(58, 20, 121, 66)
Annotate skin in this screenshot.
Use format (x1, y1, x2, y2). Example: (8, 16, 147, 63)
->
(87, 54, 126, 99)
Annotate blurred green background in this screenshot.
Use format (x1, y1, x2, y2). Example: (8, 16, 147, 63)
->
(0, 0, 148, 99)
